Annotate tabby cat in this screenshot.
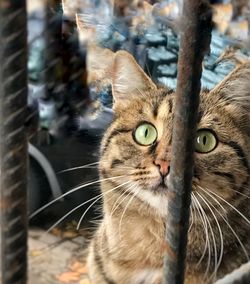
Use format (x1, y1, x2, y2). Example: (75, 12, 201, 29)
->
(87, 50, 250, 284)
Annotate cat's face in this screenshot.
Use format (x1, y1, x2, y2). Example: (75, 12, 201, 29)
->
(100, 89, 174, 214)
(99, 51, 250, 219)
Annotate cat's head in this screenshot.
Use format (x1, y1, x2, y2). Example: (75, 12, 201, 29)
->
(99, 50, 250, 220)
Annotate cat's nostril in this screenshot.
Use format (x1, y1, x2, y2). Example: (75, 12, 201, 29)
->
(154, 160, 170, 177)
(167, 165, 170, 174)
(154, 161, 160, 170)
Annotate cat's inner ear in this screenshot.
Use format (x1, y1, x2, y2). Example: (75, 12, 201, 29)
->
(112, 50, 157, 108)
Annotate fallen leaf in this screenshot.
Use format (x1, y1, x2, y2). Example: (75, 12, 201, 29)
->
(30, 250, 43, 257)
(51, 227, 62, 237)
(79, 279, 91, 284)
(62, 231, 79, 239)
(69, 260, 88, 274)
(56, 271, 81, 283)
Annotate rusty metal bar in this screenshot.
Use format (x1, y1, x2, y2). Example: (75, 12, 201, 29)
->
(163, 1, 212, 283)
(0, 0, 28, 283)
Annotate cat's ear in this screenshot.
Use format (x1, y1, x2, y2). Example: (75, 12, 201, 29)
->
(112, 50, 157, 109)
(211, 62, 250, 112)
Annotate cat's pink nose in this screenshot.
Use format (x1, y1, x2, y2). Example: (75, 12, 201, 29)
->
(154, 159, 170, 177)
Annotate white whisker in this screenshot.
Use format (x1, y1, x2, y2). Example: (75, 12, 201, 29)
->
(57, 160, 135, 173)
(192, 193, 212, 276)
(110, 183, 135, 218)
(76, 180, 132, 230)
(195, 191, 223, 281)
(204, 187, 250, 226)
(231, 188, 250, 199)
(58, 161, 100, 173)
(198, 187, 249, 262)
(188, 203, 194, 233)
(29, 175, 126, 219)
(44, 180, 131, 235)
(118, 185, 139, 239)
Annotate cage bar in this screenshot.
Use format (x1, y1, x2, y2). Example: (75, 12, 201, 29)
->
(0, 0, 28, 284)
(163, 1, 212, 283)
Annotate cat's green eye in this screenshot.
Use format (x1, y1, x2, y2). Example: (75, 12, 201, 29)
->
(195, 129, 217, 153)
(134, 123, 157, 146)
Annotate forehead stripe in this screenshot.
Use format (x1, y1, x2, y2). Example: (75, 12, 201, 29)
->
(152, 102, 159, 117)
(152, 95, 166, 117)
(168, 98, 173, 113)
(101, 128, 131, 155)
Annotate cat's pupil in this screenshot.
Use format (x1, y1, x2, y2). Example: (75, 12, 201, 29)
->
(145, 128, 148, 137)
(203, 135, 207, 145)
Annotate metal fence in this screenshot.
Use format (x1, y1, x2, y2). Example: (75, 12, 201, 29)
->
(0, 0, 249, 284)
(0, 1, 28, 283)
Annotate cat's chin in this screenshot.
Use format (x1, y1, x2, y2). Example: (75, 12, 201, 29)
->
(151, 184, 168, 193)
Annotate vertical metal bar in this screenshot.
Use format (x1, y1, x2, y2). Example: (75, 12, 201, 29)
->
(163, 1, 212, 283)
(0, 0, 28, 283)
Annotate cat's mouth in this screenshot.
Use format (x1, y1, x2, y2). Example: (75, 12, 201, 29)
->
(151, 178, 168, 192)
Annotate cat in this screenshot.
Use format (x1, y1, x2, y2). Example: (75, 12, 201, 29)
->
(87, 50, 250, 284)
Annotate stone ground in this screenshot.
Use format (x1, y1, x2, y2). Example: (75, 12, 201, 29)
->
(28, 226, 91, 284)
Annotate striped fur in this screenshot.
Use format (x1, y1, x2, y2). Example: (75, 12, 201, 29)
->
(87, 51, 250, 284)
